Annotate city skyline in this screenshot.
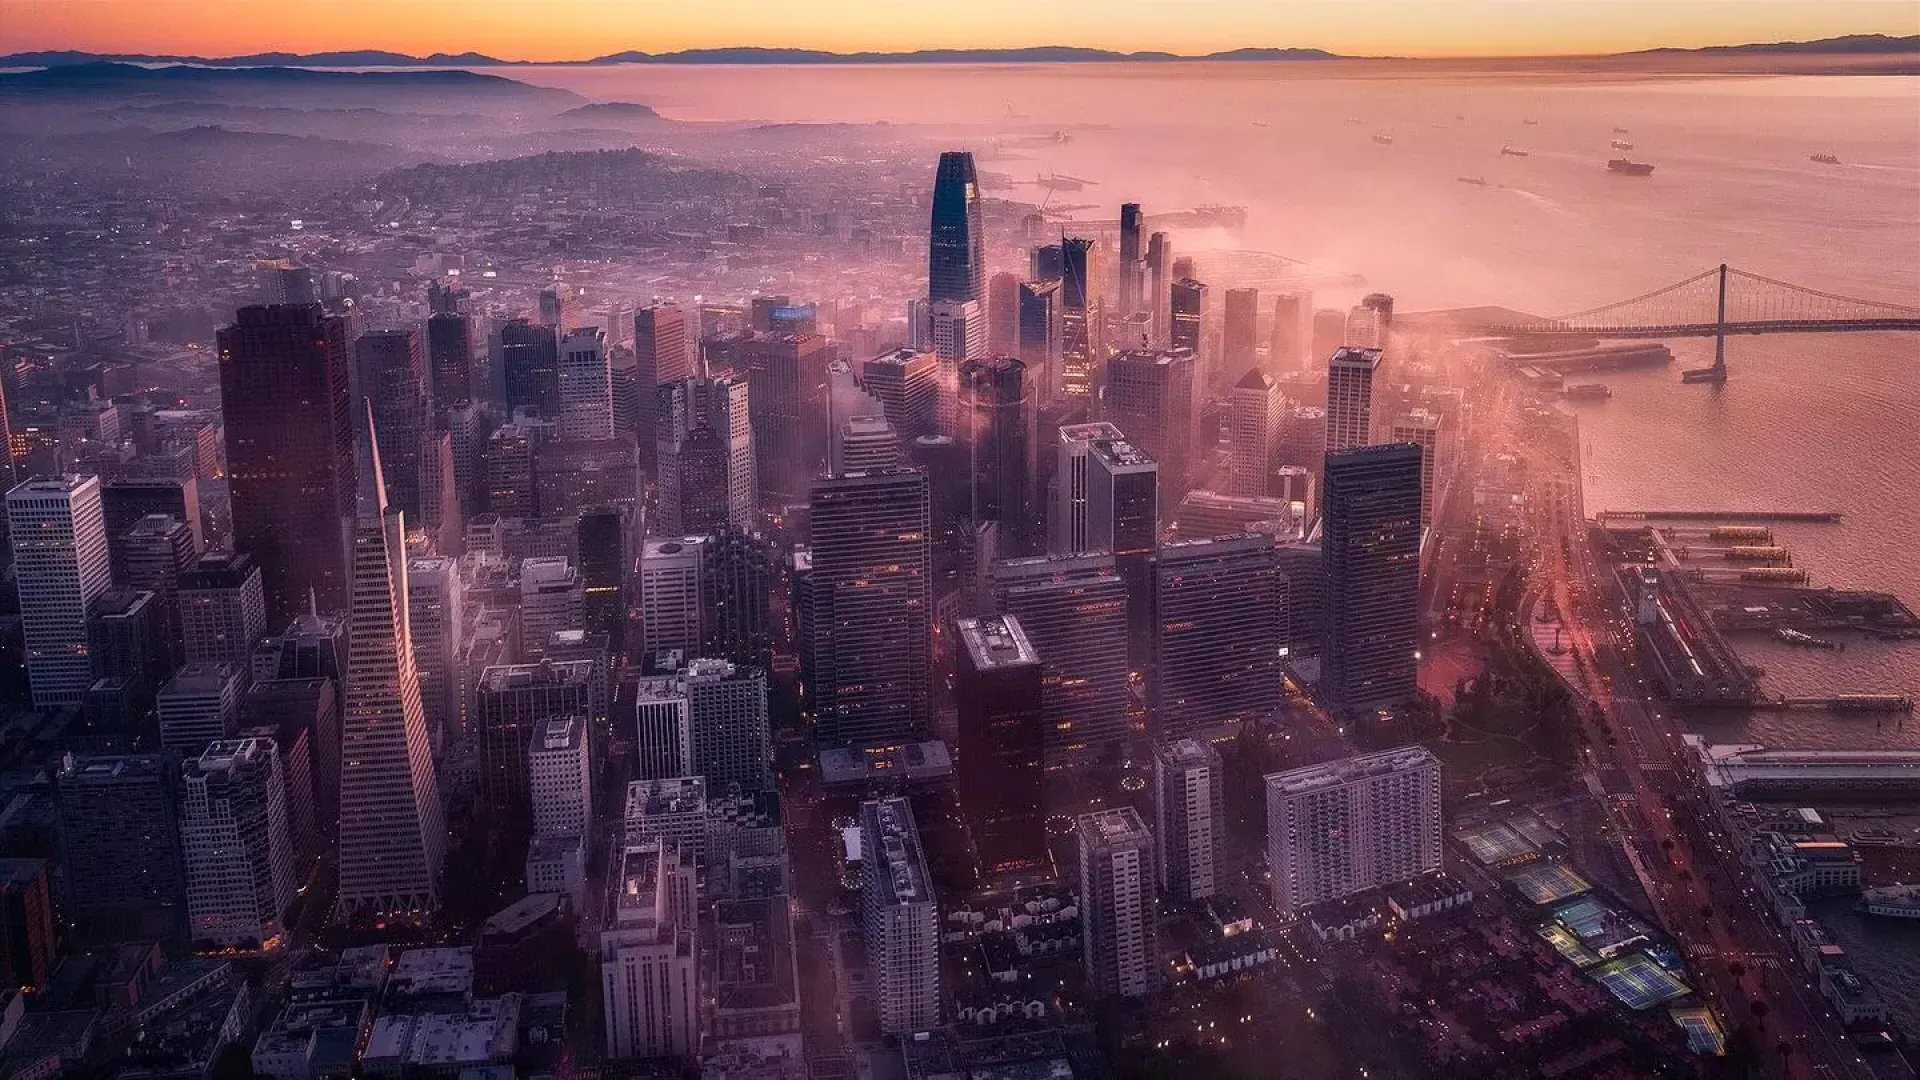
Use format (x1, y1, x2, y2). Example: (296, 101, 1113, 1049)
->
(2, 2, 1911, 60)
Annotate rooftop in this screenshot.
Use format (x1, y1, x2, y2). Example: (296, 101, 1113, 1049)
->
(1330, 346, 1383, 370)
(1267, 746, 1440, 796)
(625, 776, 709, 819)
(1058, 421, 1125, 445)
(1088, 437, 1154, 470)
(956, 614, 1041, 671)
(1077, 806, 1151, 850)
(480, 893, 569, 938)
(477, 659, 595, 692)
(862, 797, 932, 907)
(530, 715, 585, 754)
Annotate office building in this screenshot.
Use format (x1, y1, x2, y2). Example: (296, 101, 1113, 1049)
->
(335, 407, 446, 920)
(1015, 279, 1063, 401)
(158, 662, 245, 757)
(683, 659, 772, 796)
(426, 310, 473, 411)
(807, 470, 932, 748)
(219, 305, 355, 625)
(1222, 287, 1259, 376)
(930, 300, 985, 434)
(239, 675, 338, 854)
(1228, 368, 1284, 498)
(102, 477, 203, 555)
(257, 607, 347, 683)
(555, 326, 613, 441)
(1152, 534, 1284, 737)
(953, 616, 1047, 874)
(634, 677, 694, 781)
(624, 777, 710, 874)
(8, 474, 113, 707)
(1270, 291, 1311, 370)
(355, 328, 430, 524)
(56, 753, 186, 941)
(835, 415, 901, 475)
(1077, 807, 1158, 998)
(1102, 348, 1196, 499)
(861, 798, 940, 1035)
(405, 557, 464, 741)
(86, 589, 167, 716)
(500, 318, 560, 415)
(1118, 202, 1145, 313)
(988, 270, 1021, 354)
(181, 738, 296, 948)
(0, 859, 55, 991)
(1169, 278, 1206, 362)
(1321, 443, 1423, 714)
(529, 716, 593, 841)
(1273, 465, 1316, 520)
(1345, 305, 1382, 349)
(1324, 346, 1381, 453)
(1146, 232, 1173, 344)
(1389, 409, 1443, 527)
(1265, 747, 1442, 916)
(1361, 292, 1395, 338)
(992, 554, 1129, 766)
(862, 349, 939, 441)
(519, 557, 582, 661)
(641, 536, 706, 671)
(743, 332, 830, 499)
(929, 151, 986, 306)
(601, 841, 701, 1060)
(257, 258, 315, 305)
(577, 507, 627, 655)
(475, 660, 596, 812)
(957, 355, 1036, 549)
(1086, 438, 1158, 670)
(1049, 421, 1124, 556)
(656, 373, 755, 533)
(702, 529, 777, 666)
(178, 550, 267, 670)
(1154, 738, 1224, 902)
(1056, 237, 1100, 399)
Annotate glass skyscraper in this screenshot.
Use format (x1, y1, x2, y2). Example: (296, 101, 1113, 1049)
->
(928, 151, 986, 305)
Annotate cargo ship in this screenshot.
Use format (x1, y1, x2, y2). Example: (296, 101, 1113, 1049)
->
(1564, 383, 1611, 401)
(1372, 134, 1394, 145)
(1612, 126, 1631, 134)
(1608, 158, 1655, 176)
(1860, 885, 1920, 920)
(1810, 152, 1840, 165)
(1500, 145, 1529, 157)
(1457, 176, 1488, 186)
(1775, 628, 1838, 649)
(1611, 139, 1635, 150)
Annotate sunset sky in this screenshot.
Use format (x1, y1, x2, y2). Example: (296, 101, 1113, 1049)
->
(3, 0, 1913, 59)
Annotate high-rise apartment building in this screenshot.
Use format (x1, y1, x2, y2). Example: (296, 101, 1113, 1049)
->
(1321, 443, 1423, 715)
(354, 329, 430, 524)
(1265, 746, 1442, 916)
(8, 474, 112, 707)
(1102, 348, 1197, 500)
(1153, 738, 1224, 902)
(992, 553, 1130, 766)
(807, 470, 932, 748)
(1151, 534, 1284, 738)
(953, 615, 1047, 874)
(181, 737, 296, 948)
(1324, 346, 1382, 454)
(178, 550, 267, 670)
(56, 753, 186, 941)
(1227, 369, 1284, 499)
(335, 408, 446, 920)
(682, 659, 772, 796)
(474, 659, 595, 812)
(928, 151, 986, 306)
(218, 305, 354, 625)
(1077, 807, 1158, 999)
(601, 841, 701, 1060)
(557, 326, 613, 440)
(861, 797, 940, 1035)
(529, 715, 593, 841)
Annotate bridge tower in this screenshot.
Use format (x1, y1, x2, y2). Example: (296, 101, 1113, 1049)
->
(1682, 264, 1730, 385)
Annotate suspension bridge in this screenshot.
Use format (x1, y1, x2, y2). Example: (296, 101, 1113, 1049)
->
(1463, 265, 1920, 383)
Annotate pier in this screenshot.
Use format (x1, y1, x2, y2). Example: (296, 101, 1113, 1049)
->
(1600, 510, 1842, 524)
(1748, 695, 1915, 715)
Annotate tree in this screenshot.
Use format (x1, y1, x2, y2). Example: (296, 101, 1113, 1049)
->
(1750, 999, 1770, 1030)
(1728, 961, 1746, 981)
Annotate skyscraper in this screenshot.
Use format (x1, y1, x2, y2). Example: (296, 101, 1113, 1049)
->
(1324, 346, 1382, 454)
(1389, 409, 1443, 527)
(528, 715, 593, 841)
(953, 615, 1047, 874)
(86, 589, 167, 721)
(992, 553, 1130, 767)
(635, 305, 692, 467)
(988, 270, 1021, 354)
(1154, 737, 1224, 902)
(8, 474, 112, 707)
(56, 753, 186, 942)
(354, 328, 430, 524)
(834, 415, 901, 475)
(500, 318, 561, 415)
(1270, 291, 1311, 370)
(557, 326, 613, 441)
(177, 550, 267, 670)
(218, 304, 354, 626)
(1321, 443, 1423, 715)
(1151, 534, 1284, 737)
(744, 332, 829, 499)
(405, 556, 464, 741)
(181, 737, 296, 948)
(1057, 237, 1100, 399)
(1118, 202, 1145, 314)
(640, 536, 706, 671)
(335, 405, 446, 920)
(576, 508, 626, 655)
(634, 677, 694, 782)
(519, 556, 583, 661)
(475, 660, 596, 812)
(1223, 287, 1259, 376)
(807, 469, 932, 748)
(862, 349, 939, 441)
(601, 841, 701, 1060)
(702, 529, 777, 667)
(861, 797, 940, 1035)
(1077, 807, 1158, 999)
(1170, 278, 1207, 359)
(656, 374, 756, 533)
(1049, 421, 1124, 556)
(1015, 279, 1063, 402)
(928, 151, 986, 306)
(1227, 368, 1284, 498)
(426, 310, 473, 411)
(1145, 232, 1173, 344)
(157, 662, 244, 757)
(957, 355, 1036, 551)
(1265, 746, 1441, 916)
(1085, 437, 1159, 671)
(930, 300, 985, 435)
(102, 477, 202, 554)
(682, 658, 772, 797)
(1102, 348, 1197, 501)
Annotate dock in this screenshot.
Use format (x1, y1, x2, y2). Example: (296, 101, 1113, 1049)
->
(1599, 510, 1842, 524)
(1747, 695, 1915, 715)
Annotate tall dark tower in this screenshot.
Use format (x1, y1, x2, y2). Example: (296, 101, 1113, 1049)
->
(354, 329, 429, 525)
(1321, 443, 1422, 716)
(1058, 237, 1100, 400)
(218, 304, 354, 627)
(1118, 202, 1144, 314)
(499, 318, 560, 415)
(425, 311, 472, 411)
(929, 151, 986, 306)
(957, 355, 1037, 553)
(953, 614, 1047, 875)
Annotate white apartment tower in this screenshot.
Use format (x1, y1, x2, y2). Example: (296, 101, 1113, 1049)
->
(181, 737, 296, 948)
(7, 475, 112, 707)
(1154, 738, 1224, 902)
(1078, 806, 1158, 998)
(861, 797, 940, 1035)
(1324, 346, 1381, 454)
(335, 404, 447, 920)
(1265, 746, 1442, 917)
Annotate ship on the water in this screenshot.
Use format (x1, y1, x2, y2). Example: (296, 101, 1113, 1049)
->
(1611, 139, 1635, 150)
(1500, 145, 1530, 157)
(1564, 383, 1611, 401)
(1774, 628, 1838, 649)
(1810, 152, 1841, 165)
(1612, 125, 1631, 134)
(1608, 158, 1655, 176)
(1859, 885, 1920, 919)
(1372, 134, 1394, 145)
(1457, 176, 1488, 186)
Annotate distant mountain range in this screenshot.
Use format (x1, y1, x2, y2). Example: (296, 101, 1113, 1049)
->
(4, 36, 1917, 69)
(0, 61, 579, 101)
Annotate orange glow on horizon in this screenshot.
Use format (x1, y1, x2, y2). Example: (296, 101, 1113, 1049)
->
(0, 1, 1911, 62)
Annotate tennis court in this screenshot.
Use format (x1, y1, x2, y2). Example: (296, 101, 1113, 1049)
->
(1550, 895, 1652, 957)
(1504, 860, 1591, 906)
(1457, 821, 1537, 866)
(1536, 923, 1602, 968)
(1591, 953, 1691, 1010)
(1670, 1004, 1725, 1055)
